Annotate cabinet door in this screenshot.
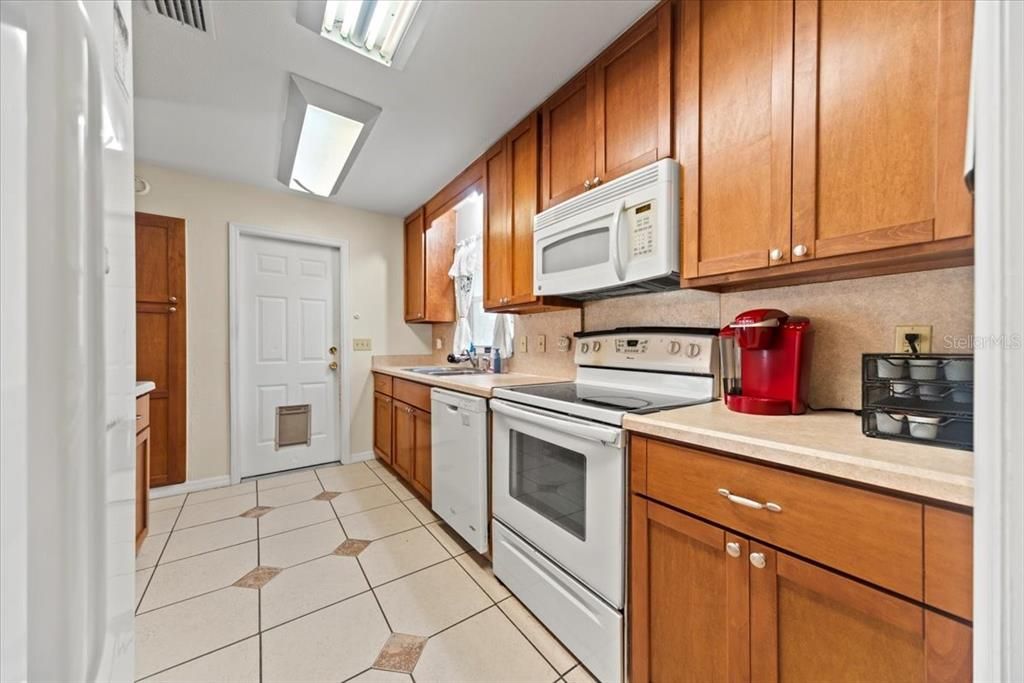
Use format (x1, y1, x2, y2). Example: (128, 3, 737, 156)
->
(373, 392, 393, 464)
(541, 71, 595, 209)
(680, 0, 793, 279)
(791, 0, 974, 261)
(403, 208, 425, 321)
(135, 428, 151, 552)
(593, 1, 672, 184)
(631, 496, 750, 683)
(483, 139, 512, 309)
(507, 113, 543, 305)
(411, 407, 432, 501)
(749, 542, 971, 682)
(392, 401, 414, 480)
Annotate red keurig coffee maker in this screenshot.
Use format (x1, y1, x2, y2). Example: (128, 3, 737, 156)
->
(719, 309, 813, 415)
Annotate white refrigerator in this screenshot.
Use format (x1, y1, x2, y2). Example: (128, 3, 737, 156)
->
(1, 1, 136, 681)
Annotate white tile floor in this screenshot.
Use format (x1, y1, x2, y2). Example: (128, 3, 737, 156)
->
(136, 459, 599, 683)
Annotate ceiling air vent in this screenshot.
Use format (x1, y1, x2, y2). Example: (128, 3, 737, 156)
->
(147, 0, 209, 32)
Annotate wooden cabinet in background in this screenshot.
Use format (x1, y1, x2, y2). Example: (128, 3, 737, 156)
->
(372, 392, 393, 465)
(630, 435, 973, 682)
(403, 206, 455, 323)
(135, 393, 152, 552)
(484, 113, 578, 313)
(542, 1, 673, 210)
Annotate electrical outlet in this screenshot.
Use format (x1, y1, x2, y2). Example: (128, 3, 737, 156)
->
(352, 338, 372, 351)
(536, 335, 547, 353)
(517, 336, 528, 354)
(435, 337, 443, 350)
(894, 325, 932, 353)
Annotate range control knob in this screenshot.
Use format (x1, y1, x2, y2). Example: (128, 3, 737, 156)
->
(686, 343, 701, 358)
(592, 341, 601, 352)
(580, 342, 590, 354)
(667, 341, 682, 355)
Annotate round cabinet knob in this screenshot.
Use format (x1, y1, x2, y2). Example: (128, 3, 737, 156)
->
(592, 341, 601, 352)
(749, 552, 767, 569)
(592, 177, 602, 186)
(686, 343, 701, 358)
(769, 248, 783, 262)
(584, 179, 592, 190)
(668, 341, 682, 355)
(580, 343, 590, 353)
(726, 542, 741, 558)
(793, 244, 808, 257)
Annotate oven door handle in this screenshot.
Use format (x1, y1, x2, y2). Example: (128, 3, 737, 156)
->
(491, 400, 623, 447)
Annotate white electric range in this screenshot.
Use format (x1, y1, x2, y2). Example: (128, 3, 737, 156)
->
(490, 327, 719, 683)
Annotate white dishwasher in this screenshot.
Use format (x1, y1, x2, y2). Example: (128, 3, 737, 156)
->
(431, 388, 489, 553)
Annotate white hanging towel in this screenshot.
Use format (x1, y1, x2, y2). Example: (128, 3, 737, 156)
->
(492, 313, 515, 360)
(448, 236, 480, 354)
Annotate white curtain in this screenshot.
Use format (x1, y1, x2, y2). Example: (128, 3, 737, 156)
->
(492, 313, 515, 360)
(448, 235, 480, 354)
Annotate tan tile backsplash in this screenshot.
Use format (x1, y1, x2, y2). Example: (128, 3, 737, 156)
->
(430, 267, 973, 410)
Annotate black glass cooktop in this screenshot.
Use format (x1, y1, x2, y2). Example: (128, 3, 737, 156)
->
(503, 382, 711, 415)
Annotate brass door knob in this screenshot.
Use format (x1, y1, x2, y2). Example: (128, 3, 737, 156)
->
(329, 346, 338, 355)
(329, 361, 338, 370)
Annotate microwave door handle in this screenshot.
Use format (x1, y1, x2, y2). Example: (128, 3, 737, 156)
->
(610, 200, 627, 281)
(491, 400, 622, 446)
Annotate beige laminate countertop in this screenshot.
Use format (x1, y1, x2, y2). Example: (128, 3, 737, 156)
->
(624, 401, 973, 507)
(371, 365, 569, 398)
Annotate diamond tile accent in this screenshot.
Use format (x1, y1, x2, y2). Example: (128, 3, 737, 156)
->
(240, 505, 273, 518)
(373, 633, 429, 673)
(313, 491, 340, 501)
(335, 538, 371, 556)
(233, 565, 282, 589)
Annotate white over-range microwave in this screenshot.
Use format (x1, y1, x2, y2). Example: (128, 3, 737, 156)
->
(533, 158, 679, 300)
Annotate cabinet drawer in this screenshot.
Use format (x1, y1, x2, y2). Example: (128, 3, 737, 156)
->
(393, 378, 431, 412)
(373, 373, 394, 396)
(925, 506, 973, 621)
(136, 393, 150, 433)
(642, 439, 923, 599)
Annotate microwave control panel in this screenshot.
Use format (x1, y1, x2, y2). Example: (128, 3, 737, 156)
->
(627, 201, 655, 257)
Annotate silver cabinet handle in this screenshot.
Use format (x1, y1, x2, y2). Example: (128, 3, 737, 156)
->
(726, 542, 741, 558)
(717, 488, 782, 513)
(793, 244, 808, 257)
(750, 552, 767, 569)
(769, 248, 783, 262)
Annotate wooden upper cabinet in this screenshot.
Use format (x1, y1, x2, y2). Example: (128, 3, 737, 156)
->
(680, 0, 794, 279)
(593, 0, 673, 184)
(631, 497, 750, 683)
(403, 208, 426, 321)
(541, 72, 595, 209)
(791, 0, 974, 261)
(749, 544, 971, 683)
(483, 139, 512, 310)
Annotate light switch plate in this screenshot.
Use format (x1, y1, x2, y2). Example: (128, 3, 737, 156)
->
(536, 335, 547, 353)
(353, 338, 372, 351)
(517, 336, 528, 354)
(894, 325, 932, 353)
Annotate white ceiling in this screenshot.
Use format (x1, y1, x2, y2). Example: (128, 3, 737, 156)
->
(133, 0, 657, 216)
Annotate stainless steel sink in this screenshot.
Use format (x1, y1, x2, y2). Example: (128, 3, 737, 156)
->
(405, 366, 488, 376)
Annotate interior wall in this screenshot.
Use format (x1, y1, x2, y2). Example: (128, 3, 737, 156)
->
(134, 163, 431, 482)
(433, 266, 974, 409)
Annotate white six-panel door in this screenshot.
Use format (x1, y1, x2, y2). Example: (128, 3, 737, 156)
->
(238, 234, 340, 477)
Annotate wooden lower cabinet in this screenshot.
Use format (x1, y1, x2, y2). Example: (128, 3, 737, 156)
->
(410, 407, 432, 500)
(631, 496, 972, 683)
(136, 427, 151, 551)
(392, 401, 415, 480)
(373, 392, 393, 464)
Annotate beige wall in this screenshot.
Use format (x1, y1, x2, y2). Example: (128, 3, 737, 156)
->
(434, 266, 974, 410)
(135, 164, 431, 481)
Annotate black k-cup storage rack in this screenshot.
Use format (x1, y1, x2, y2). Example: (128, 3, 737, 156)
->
(861, 353, 973, 451)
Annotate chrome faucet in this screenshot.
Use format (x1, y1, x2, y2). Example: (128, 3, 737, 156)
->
(447, 351, 482, 370)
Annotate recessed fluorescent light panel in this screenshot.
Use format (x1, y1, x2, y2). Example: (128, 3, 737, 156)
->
(296, 0, 431, 69)
(277, 75, 381, 197)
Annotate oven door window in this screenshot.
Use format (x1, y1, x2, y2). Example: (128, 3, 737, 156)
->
(509, 430, 586, 541)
